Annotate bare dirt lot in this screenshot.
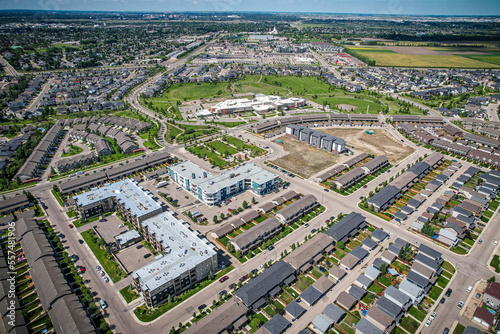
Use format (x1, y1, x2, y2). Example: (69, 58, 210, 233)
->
(337, 104, 358, 111)
(270, 136, 339, 178)
(320, 128, 414, 163)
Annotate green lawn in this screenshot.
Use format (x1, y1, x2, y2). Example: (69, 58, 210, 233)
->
(429, 286, 443, 301)
(368, 283, 384, 294)
(295, 278, 310, 292)
(376, 276, 392, 287)
(408, 306, 427, 322)
(491, 255, 500, 273)
(441, 270, 453, 279)
(452, 323, 466, 334)
(339, 314, 359, 334)
(61, 144, 83, 157)
(450, 246, 468, 255)
(400, 316, 420, 334)
(437, 276, 450, 288)
(280, 291, 293, 304)
(361, 293, 377, 305)
(206, 140, 239, 156)
(120, 286, 139, 303)
(81, 230, 125, 283)
(310, 268, 323, 279)
(391, 327, 408, 334)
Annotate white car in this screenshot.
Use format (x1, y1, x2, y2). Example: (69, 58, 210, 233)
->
(103, 276, 109, 283)
(467, 286, 473, 293)
(430, 312, 436, 320)
(99, 270, 105, 276)
(494, 241, 498, 246)
(425, 319, 431, 327)
(457, 301, 464, 309)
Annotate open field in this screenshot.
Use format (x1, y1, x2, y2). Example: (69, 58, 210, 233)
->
(313, 96, 383, 113)
(270, 136, 339, 178)
(350, 46, 500, 68)
(320, 128, 414, 163)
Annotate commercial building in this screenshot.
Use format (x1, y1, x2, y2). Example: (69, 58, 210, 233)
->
(133, 211, 218, 308)
(209, 94, 305, 115)
(73, 179, 162, 227)
(286, 125, 346, 153)
(169, 161, 279, 206)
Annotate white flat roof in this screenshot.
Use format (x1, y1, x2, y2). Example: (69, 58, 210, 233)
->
(73, 179, 161, 218)
(132, 211, 216, 291)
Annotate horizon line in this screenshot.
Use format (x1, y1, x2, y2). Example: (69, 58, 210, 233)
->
(0, 9, 499, 17)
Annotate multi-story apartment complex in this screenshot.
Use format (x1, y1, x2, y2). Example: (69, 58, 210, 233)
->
(72, 179, 162, 227)
(132, 211, 218, 308)
(286, 124, 346, 153)
(169, 161, 279, 206)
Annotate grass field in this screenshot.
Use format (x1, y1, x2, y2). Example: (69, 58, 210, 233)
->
(350, 47, 500, 68)
(313, 96, 383, 113)
(206, 140, 239, 156)
(61, 144, 83, 157)
(270, 136, 339, 178)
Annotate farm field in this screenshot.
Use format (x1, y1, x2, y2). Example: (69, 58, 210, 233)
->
(270, 136, 339, 178)
(349, 46, 500, 68)
(320, 128, 414, 163)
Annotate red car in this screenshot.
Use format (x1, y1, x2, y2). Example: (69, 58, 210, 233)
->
(69, 224, 74, 228)
(228, 208, 232, 212)
(239, 275, 248, 282)
(79, 267, 86, 273)
(219, 275, 229, 283)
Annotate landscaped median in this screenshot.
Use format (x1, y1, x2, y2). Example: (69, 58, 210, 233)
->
(81, 229, 126, 283)
(133, 265, 234, 322)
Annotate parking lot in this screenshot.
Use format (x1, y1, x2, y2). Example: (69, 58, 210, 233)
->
(115, 244, 156, 273)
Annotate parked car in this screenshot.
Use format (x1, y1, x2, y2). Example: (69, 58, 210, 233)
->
(218, 290, 227, 296)
(103, 277, 109, 283)
(467, 286, 473, 293)
(240, 275, 248, 282)
(494, 241, 498, 246)
(457, 301, 464, 309)
(440, 298, 446, 304)
(229, 283, 236, 289)
(478, 239, 483, 244)
(363, 185, 367, 188)
(78, 239, 84, 244)
(99, 270, 105, 276)
(100, 300, 108, 309)
(136, 244, 143, 249)
(443, 328, 450, 334)
(267, 245, 274, 251)
(68, 224, 74, 228)
(197, 304, 206, 311)
(311, 229, 317, 233)
(144, 253, 151, 258)
(323, 188, 329, 192)
(251, 269, 257, 274)
(425, 319, 431, 327)
(430, 312, 436, 320)
(79, 267, 86, 273)
(96, 265, 101, 271)
(304, 223, 309, 227)
(219, 276, 229, 283)
(475, 293, 481, 299)
(445, 288, 452, 297)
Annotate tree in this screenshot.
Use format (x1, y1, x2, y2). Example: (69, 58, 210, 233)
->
(291, 243, 296, 251)
(488, 276, 496, 283)
(337, 241, 345, 250)
(220, 213, 225, 220)
(235, 250, 241, 258)
(227, 243, 234, 253)
(380, 263, 388, 276)
(208, 271, 214, 280)
(213, 215, 218, 224)
(242, 200, 248, 209)
(168, 294, 172, 304)
(251, 197, 256, 204)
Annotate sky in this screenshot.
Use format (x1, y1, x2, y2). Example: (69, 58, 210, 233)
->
(1, 0, 500, 16)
